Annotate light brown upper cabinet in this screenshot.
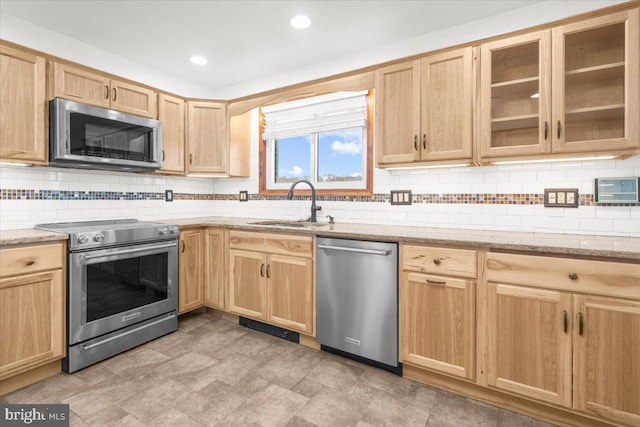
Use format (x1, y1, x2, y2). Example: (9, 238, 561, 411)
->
(480, 31, 552, 158)
(51, 62, 157, 118)
(552, 9, 639, 154)
(480, 9, 639, 160)
(376, 47, 474, 167)
(0, 44, 47, 164)
(186, 101, 229, 174)
(157, 94, 185, 174)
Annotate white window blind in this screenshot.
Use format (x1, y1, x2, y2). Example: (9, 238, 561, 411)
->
(262, 91, 368, 140)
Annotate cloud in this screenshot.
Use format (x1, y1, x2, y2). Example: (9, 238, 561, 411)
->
(331, 140, 361, 155)
(350, 173, 362, 178)
(280, 165, 303, 176)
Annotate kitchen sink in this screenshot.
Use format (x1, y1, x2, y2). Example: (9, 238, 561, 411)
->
(250, 220, 329, 229)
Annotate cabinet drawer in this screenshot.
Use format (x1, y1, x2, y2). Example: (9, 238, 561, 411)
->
(0, 243, 64, 278)
(402, 245, 477, 278)
(229, 231, 313, 258)
(485, 252, 640, 300)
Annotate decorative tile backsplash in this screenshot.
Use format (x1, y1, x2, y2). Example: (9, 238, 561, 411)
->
(1, 153, 639, 236)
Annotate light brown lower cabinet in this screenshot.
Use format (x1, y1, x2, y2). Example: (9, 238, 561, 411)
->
(485, 283, 573, 407)
(205, 228, 226, 310)
(0, 242, 66, 395)
(400, 244, 477, 380)
(484, 252, 640, 426)
(228, 231, 314, 335)
(400, 272, 475, 380)
(573, 295, 640, 426)
(178, 229, 205, 314)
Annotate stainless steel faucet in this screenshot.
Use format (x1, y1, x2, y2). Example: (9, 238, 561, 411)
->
(286, 180, 322, 222)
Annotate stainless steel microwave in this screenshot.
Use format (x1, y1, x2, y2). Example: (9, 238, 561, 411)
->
(49, 98, 162, 172)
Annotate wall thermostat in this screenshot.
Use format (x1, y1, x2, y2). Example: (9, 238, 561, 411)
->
(594, 177, 639, 203)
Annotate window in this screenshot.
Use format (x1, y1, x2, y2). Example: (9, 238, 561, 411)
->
(261, 90, 372, 194)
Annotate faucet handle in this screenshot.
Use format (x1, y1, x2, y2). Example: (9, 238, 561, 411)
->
(326, 215, 335, 224)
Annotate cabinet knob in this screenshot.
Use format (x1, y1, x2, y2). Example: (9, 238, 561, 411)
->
(568, 272, 578, 281)
(433, 258, 441, 266)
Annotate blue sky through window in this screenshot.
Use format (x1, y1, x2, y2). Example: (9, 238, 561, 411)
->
(275, 128, 363, 184)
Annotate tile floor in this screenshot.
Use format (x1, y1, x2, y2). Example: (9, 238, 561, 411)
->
(1, 311, 554, 426)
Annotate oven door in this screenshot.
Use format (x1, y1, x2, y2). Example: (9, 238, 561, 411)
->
(68, 239, 178, 345)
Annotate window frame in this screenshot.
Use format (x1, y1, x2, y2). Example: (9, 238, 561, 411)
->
(259, 89, 374, 196)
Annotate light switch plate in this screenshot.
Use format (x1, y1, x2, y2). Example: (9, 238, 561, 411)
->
(239, 190, 248, 202)
(544, 188, 578, 208)
(390, 190, 412, 205)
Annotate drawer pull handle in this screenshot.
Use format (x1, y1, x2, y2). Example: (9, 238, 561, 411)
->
(578, 312, 584, 335)
(260, 263, 265, 277)
(266, 264, 271, 278)
(414, 135, 418, 151)
(563, 310, 568, 334)
(426, 279, 446, 285)
(568, 272, 578, 281)
(544, 121, 548, 140)
(180, 240, 185, 253)
(25, 260, 35, 266)
(104, 85, 109, 99)
(433, 258, 441, 266)
(112, 87, 117, 102)
(422, 133, 426, 150)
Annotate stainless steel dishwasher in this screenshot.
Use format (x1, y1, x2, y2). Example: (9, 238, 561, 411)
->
(316, 237, 399, 372)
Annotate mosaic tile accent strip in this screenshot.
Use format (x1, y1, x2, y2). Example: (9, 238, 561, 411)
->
(1, 189, 638, 206)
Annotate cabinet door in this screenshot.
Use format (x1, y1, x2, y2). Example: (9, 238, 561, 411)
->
(267, 254, 313, 335)
(400, 273, 475, 380)
(52, 62, 110, 108)
(573, 295, 640, 426)
(110, 79, 157, 118)
(421, 47, 473, 161)
(0, 270, 65, 380)
(486, 283, 572, 407)
(158, 94, 185, 174)
(178, 230, 204, 314)
(228, 249, 266, 320)
(187, 101, 229, 174)
(205, 228, 226, 310)
(375, 60, 421, 165)
(0, 45, 47, 163)
(552, 10, 639, 153)
(480, 31, 552, 158)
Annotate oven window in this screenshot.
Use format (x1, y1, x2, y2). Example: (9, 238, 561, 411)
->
(69, 112, 153, 161)
(86, 253, 168, 322)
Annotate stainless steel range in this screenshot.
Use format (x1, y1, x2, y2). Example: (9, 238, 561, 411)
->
(36, 219, 179, 373)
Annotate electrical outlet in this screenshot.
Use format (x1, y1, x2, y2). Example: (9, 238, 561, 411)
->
(390, 190, 412, 205)
(239, 190, 248, 202)
(544, 188, 578, 208)
(165, 190, 173, 202)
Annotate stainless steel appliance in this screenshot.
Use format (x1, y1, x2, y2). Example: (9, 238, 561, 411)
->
(49, 98, 163, 172)
(316, 237, 399, 372)
(36, 219, 178, 372)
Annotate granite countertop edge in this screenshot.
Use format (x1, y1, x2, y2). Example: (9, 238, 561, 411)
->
(2, 216, 639, 260)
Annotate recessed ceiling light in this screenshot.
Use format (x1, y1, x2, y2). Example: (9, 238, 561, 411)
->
(290, 15, 311, 29)
(190, 55, 208, 65)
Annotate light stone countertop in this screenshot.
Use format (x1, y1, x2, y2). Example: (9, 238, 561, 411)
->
(2, 216, 639, 260)
(0, 228, 68, 246)
(155, 216, 640, 260)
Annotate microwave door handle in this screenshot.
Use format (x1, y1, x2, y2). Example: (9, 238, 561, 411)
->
(82, 242, 177, 261)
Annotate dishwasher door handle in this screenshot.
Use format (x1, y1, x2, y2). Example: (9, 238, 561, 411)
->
(317, 244, 391, 256)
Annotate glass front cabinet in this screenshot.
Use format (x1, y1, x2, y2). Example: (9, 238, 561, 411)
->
(480, 9, 639, 160)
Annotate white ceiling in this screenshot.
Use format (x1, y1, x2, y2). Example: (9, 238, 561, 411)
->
(1, 0, 548, 98)
(0, 0, 619, 98)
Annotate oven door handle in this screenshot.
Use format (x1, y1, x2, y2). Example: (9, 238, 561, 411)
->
(82, 242, 177, 260)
